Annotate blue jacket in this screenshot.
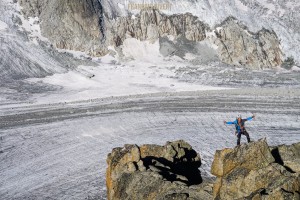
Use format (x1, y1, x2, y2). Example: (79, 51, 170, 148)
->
(226, 116, 253, 133)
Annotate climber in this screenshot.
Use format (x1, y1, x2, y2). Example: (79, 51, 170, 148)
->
(224, 114, 255, 146)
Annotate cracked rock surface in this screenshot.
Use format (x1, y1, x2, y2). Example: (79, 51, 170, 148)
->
(213, 17, 283, 69)
(106, 140, 212, 200)
(107, 139, 300, 200)
(211, 138, 300, 200)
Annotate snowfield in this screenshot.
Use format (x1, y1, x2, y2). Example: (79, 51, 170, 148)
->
(26, 38, 229, 104)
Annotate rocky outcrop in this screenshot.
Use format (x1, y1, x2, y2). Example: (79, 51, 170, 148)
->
(106, 139, 300, 200)
(107, 8, 208, 46)
(106, 140, 212, 200)
(211, 139, 300, 199)
(213, 17, 283, 69)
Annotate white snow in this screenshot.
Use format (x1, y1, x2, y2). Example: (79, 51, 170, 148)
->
(184, 53, 197, 60)
(26, 38, 230, 104)
(234, 0, 248, 12)
(56, 48, 91, 60)
(205, 30, 216, 39)
(292, 66, 300, 71)
(122, 38, 162, 61)
(17, 7, 49, 44)
(27, 62, 228, 104)
(286, 1, 300, 8)
(259, 0, 276, 13)
(0, 20, 8, 31)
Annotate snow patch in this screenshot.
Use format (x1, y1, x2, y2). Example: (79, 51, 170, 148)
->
(56, 48, 91, 60)
(259, 0, 276, 12)
(27, 61, 229, 104)
(184, 53, 197, 60)
(99, 54, 118, 64)
(291, 66, 300, 72)
(215, 27, 222, 31)
(18, 16, 49, 44)
(122, 38, 162, 62)
(0, 20, 8, 31)
(167, 35, 175, 41)
(234, 0, 248, 12)
(206, 30, 216, 39)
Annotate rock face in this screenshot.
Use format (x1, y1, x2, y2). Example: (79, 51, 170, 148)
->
(18, 1, 208, 56)
(107, 8, 208, 46)
(18, 1, 284, 68)
(19, 0, 107, 56)
(213, 17, 283, 69)
(106, 140, 212, 200)
(211, 139, 300, 200)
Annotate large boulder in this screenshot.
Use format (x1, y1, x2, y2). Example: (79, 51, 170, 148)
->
(106, 140, 212, 200)
(211, 139, 300, 200)
(211, 139, 274, 177)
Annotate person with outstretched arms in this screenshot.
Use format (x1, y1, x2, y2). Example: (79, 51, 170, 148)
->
(224, 115, 255, 146)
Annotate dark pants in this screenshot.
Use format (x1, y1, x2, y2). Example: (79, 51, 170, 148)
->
(237, 130, 250, 146)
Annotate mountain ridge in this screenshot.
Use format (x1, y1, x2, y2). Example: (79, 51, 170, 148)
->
(17, 0, 288, 69)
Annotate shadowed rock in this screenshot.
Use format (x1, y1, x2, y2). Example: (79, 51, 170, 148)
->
(271, 142, 300, 173)
(106, 140, 212, 200)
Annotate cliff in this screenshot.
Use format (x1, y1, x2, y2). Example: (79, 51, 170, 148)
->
(213, 17, 283, 69)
